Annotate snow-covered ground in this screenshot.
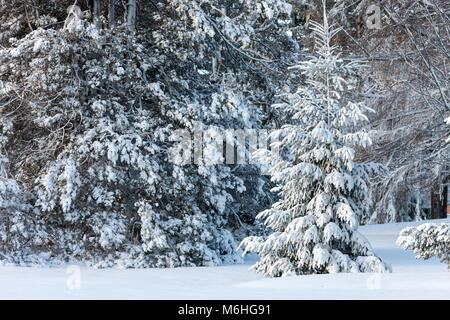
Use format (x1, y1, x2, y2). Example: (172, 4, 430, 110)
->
(1, 218, 449, 299)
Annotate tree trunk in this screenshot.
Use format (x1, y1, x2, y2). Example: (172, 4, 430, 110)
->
(109, 0, 115, 28)
(442, 185, 448, 218)
(431, 184, 448, 219)
(127, 0, 136, 31)
(93, 0, 101, 28)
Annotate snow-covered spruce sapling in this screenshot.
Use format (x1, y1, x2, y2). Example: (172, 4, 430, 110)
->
(239, 1, 391, 277)
(397, 223, 450, 269)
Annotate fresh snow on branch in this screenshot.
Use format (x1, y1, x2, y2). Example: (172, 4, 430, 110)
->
(397, 223, 450, 269)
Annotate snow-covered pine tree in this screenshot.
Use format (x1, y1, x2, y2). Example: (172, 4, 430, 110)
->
(239, 0, 391, 277)
(0, 0, 298, 267)
(0, 19, 246, 267)
(397, 223, 450, 269)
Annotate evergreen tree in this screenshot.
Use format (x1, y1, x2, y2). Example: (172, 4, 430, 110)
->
(0, 0, 297, 267)
(239, 1, 391, 277)
(0, 18, 244, 267)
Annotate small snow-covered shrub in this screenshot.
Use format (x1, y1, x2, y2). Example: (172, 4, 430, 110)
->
(397, 223, 450, 269)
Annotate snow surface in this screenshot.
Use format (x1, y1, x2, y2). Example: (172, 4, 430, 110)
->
(0, 218, 449, 299)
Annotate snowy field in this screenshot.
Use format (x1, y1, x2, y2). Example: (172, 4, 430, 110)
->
(1, 218, 449, 300)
